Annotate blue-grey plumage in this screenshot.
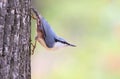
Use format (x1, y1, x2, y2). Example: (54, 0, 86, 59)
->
(40, 17, 76, 48)
(40, 17, 57, 48)
(31, 7, 76, 50)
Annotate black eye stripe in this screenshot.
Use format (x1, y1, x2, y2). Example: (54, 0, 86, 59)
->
(54, 39, 76, 47)
(55, 39, 68, 44)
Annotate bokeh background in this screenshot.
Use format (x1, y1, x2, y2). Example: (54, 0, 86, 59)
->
(31, 0, 120, 79)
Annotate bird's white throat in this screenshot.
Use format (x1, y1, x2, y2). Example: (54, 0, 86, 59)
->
(53, 42, 67, 49)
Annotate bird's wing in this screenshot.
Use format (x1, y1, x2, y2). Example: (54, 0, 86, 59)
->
(40, 17, 57, 48)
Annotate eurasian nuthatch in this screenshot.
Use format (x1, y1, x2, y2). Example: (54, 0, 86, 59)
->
(31, 8, 76, 54)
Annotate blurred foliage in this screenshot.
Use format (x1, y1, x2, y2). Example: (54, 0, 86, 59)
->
(31, 0, 120, 79)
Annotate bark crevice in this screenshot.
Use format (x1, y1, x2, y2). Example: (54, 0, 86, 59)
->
(0, 0, 31, 79)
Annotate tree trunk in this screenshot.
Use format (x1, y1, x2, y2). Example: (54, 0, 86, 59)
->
(0, 0, 31, 79)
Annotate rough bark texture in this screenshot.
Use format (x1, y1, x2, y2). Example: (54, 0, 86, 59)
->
(0, 0, 31, 79)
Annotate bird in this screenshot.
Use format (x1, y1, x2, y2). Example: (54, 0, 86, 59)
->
(31, 8, 76, 54)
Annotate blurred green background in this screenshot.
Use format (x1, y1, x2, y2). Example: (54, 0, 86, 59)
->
(31, 0, 120, 79)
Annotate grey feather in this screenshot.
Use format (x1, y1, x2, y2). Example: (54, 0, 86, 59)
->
(40, 17, 57, 48)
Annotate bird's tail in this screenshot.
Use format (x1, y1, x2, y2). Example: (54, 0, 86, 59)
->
(31, 7, 42, 21)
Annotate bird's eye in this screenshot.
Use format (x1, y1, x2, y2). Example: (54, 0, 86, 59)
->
(54, 38, 58, 42)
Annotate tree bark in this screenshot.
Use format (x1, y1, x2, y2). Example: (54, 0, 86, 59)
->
(0, 0, 31, 79)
